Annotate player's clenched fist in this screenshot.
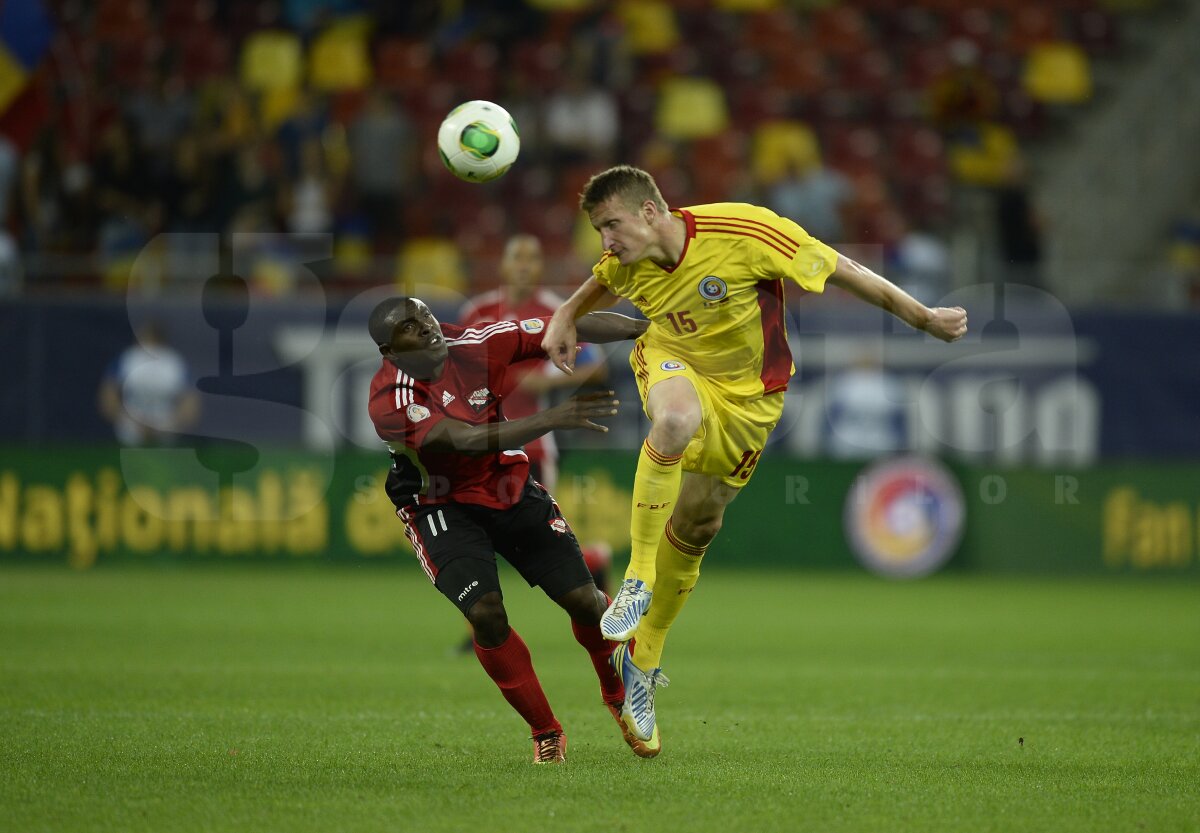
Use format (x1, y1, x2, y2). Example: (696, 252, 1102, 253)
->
(924, 306, 969, 342)
(549, 391, 620, 432)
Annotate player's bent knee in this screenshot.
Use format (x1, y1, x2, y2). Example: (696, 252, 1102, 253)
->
(676, 515, 722, 546)
(554, 583, 605, 625)
(465, 592, 509, 647)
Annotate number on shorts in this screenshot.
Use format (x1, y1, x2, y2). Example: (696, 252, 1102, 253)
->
(729, 449, 762, 480)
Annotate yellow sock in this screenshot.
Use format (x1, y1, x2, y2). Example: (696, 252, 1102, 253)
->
(633, 519, 706, 670)
(625, 440, 683, 589)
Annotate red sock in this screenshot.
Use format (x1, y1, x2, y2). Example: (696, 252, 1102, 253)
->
(474, 629, 560, 737)
(572, 604, 624, 706)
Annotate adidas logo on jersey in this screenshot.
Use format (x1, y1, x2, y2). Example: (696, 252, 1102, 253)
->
(442, 391, 455, 406)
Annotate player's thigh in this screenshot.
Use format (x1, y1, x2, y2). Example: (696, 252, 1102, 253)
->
(400, 503, 500, 616)
(691, 391, 783, 487)
(491, 480, 594, 601)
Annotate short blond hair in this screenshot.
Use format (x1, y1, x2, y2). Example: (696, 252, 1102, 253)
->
(579, 165, 668, 214)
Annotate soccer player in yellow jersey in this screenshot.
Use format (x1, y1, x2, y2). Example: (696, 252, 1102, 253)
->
(542, 165, 968, 747)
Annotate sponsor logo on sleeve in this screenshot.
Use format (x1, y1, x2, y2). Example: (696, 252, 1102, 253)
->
(549, 518, 568, 535)
(406, 404, 431, 422)
(520, 318, 545, 334)
(660, 360, 686, 372)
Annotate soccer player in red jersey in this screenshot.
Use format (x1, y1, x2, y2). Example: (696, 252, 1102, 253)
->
(367, 296, 657, 762)
(543, 165, 969, 745)
(459, 234, 614, 609)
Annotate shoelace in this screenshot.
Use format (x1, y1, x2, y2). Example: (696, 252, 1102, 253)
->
(610, 583, 647, 620)
(533, 733, 562, 761)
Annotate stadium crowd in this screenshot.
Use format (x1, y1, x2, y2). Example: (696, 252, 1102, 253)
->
(0, 0, 1142, 297)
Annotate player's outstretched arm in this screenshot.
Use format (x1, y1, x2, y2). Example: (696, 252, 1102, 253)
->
(544, 277, 620, 374)
(575, 311, 648, 344)
(827, 254, 968, 343)
(420, 391, 621, 455)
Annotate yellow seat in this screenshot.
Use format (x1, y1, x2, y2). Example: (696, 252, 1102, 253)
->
(1023, 42, 1092, 104)
(309, 26, 372, 91)
(947, 123, 1019, 187)
(656, 76, 729, 141)
(240, 30, 302, 92)
(615, 0, 680, 54)
(752, 120, 821, 184)
(395, 238, 467, 299)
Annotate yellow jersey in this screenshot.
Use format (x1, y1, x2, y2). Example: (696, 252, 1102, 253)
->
(593, 202, 839, 400)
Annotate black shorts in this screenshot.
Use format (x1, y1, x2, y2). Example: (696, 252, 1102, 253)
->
(397, 479, 594, 615)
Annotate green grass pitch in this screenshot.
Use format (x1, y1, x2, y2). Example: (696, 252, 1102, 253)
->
(1, 564, 1196, 833)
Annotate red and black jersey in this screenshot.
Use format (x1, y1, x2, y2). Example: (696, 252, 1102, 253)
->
(459, 289, 565, 464)
(367, 318, 552, 510)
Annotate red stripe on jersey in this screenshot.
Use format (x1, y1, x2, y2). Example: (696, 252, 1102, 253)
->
(662, 210, 697, 274)
(755, 279, 793, 395)
(696, 224, 797, 261)
(691, 213, 800, 248)
(633, 341, 648, 385)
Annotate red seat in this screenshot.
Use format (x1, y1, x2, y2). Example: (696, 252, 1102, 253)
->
(375, 38, 436, 94)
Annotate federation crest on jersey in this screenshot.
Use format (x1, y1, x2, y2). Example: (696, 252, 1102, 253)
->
(660, 360, 686, 372)
(406, 404, 431, 422)
(519, 318, 545, 334)
(549, 518, 568, 535)
(467, 387, 495, 412)
(698, 276, 728, 301)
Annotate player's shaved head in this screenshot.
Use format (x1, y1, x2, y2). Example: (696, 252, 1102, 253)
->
(579, 165, 668, 215)
(369, 296, 415, 346)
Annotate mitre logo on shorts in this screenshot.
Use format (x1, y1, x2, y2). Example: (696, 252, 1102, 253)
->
(467, 387, 494, 412)
(519, 318, 545, 334)
(457, 580, 479, 602)
(549, 518, 568, 535)
(406, 404, 430, 422)
(660, 360, 686, 372)
(698, 275, 728, 301)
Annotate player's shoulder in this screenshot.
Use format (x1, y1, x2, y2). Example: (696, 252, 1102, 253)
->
(686, 202, 803, 256)
(460, 290, 503, 322)
(592, 249, 621, 278)
(444, 319, 520, 345)
(686, 202, 790, 228)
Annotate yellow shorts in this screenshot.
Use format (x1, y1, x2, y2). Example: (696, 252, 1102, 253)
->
(630, 340, 784, 489)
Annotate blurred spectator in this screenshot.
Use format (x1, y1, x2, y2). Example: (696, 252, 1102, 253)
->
(764, 155, 853, 245)
(927, 38, 999, 142)
(347, 88, 415, 244)
(0, 137, 21, 293)
(543, 57, 620, 164)
(123, 69, 195, 181)
(1166, 208, 1200, 307)
(824, 352, 909, 460)
(98, 322, 199, 446)
(994, 156, 1044, 288)
(161, 134, 215, 233)
(888, 214, 952, 304)
(283, 137, 338, 235)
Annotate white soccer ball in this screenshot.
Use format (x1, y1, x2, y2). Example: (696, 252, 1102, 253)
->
(436, 100, 520, 183)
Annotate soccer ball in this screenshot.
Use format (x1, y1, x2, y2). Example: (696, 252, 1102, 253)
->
(437, 100, 520, 183)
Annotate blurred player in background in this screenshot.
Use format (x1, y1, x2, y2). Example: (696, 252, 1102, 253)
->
(543, 165, 968, 746)
(460, 234, 614, 595)
(366, 296, 659, 762)
(98, 321, 199, 446)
